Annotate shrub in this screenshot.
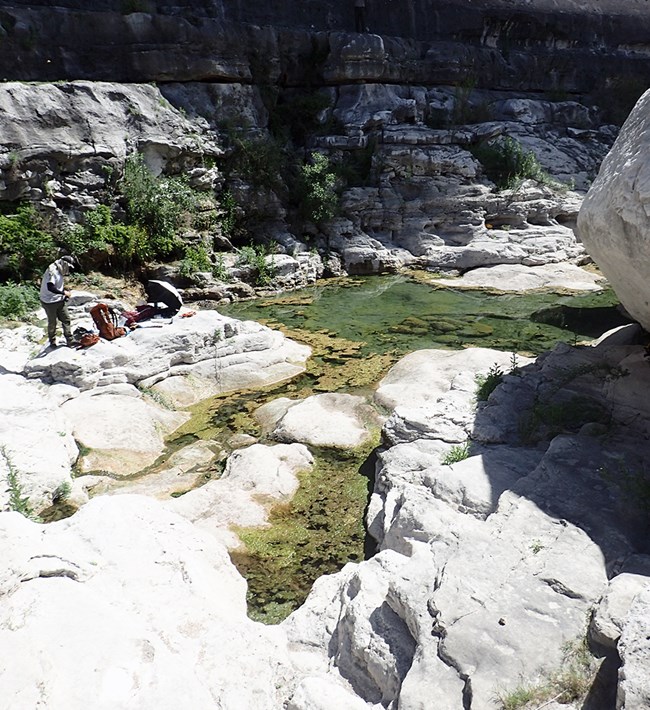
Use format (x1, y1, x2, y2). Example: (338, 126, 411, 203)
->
(471, 136, 555, 190)
(268, 91, 332, 145)
(218, 189, 245, 242)
(179, 244, 213, 278)
(236, 243, 277, 286)
(0, 205, 56, 280)
(0, 282, 40, 320)
(212, 253, 229, 282)
(67, 205, 149, 268)
(121, 153, 197, 257)
(298, 152, 339, 223)
(337, 139, 377, 187)
(223, 136, 287, 191)
(475, 364, 505, 401)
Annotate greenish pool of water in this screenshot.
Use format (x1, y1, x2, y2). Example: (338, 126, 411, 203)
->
(203, 275, 627, 623)
(220, 274, 626, 359)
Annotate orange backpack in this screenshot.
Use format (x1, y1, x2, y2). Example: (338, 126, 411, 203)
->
(89, 303, 127, 341)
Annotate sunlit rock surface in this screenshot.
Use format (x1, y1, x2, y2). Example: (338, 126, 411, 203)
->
(578, 89, 650, 331)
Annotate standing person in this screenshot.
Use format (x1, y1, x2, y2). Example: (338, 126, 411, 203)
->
(355, 0, 367, 33)
(39, 255, 76, 347)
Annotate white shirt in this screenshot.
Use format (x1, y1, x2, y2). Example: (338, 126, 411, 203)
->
(39, 262, 66, 304)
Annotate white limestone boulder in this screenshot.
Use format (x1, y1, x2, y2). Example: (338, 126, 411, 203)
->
(375, 347, 529, 411)
(99, 439, 220, 500)
(429, 262, 605, 292)
(0, 373, 78, 513)
(256, 392, 382, 449)
(23, 310, 311, 403)
(591, 555, 650, 648)
(617, 585, 650, 710)
(60, 385, 189, 476)
(577, 89, 650, 331)
(169, 442, 313, 548)
(0, 495, 301, 710)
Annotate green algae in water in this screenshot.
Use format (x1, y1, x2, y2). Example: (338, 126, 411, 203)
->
(215, 275, 627, 624)
(221, 275, 627, 357)
(230, 439, 377, 625)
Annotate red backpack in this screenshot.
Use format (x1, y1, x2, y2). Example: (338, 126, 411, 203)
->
(90, 303, 127, 341)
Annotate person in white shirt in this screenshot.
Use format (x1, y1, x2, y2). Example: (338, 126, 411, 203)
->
(39, 255, 76, 347)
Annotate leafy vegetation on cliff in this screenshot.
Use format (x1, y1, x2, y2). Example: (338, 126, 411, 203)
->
(471, 136, 557, 190)
(0, 151, 220, 296)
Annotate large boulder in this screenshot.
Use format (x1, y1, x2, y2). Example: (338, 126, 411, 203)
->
(23, 309, 311, 401)
(577, 89, 650, 331)
(617, 584, 650, 710)
(169, 442, 314, 548)
(60, 385, 190, 476)
(255, 392, 383, 449)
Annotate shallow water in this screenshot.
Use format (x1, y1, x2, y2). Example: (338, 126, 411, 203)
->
(221, 274, 626, 357)
(216, 274, 627, 623)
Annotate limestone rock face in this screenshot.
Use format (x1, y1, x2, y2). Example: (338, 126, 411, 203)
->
(286, 335, 650, 708)
(2, 0, 650, 94)
(0, 375, 78, 512)
(617, 585, 650, 710)
(0, 81, 220, 208)
(577, 89, 650, 331)
(0, 495, 295, 710)
(591, 555, 650, 648)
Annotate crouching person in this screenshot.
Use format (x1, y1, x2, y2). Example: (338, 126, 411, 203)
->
(40, 255, 76, 348)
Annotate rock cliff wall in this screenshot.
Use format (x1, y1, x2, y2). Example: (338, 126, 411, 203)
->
(1, 0, 650, 101)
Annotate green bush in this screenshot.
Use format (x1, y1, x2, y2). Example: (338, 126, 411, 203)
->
(268, 91, 332, 145)
(236, 244, 277, 286)
(475, 364, 505, 401)
(471, 137, 555, 190)
(64, 205, 149, 268)
(121, 153, 197, 257)
(0, 205, 56, 280)
(179, 244, 213, 278)
(223, 136, 287, 191)
(298, 152, 339, 223)
(86, 206, 150, 266)
(0, 282, 40, 319)
(337, 139, 377, 187)
(218, 189, 242, 241)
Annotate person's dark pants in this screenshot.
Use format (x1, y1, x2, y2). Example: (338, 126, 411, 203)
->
(41, 299, 72, 345)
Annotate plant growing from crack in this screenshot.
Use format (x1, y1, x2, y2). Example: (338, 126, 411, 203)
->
(52, 481, 72, 504)
(497, 637, 599, 709)
(2, 445, 39, 521)
(475, 363, 505, 402)
(441, 442, 471, 465)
